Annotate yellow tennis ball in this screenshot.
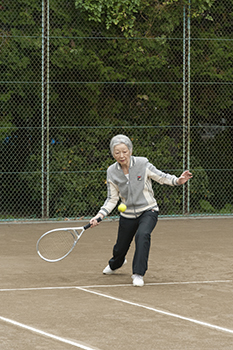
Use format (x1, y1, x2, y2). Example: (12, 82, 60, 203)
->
(118, 203, 127, 212)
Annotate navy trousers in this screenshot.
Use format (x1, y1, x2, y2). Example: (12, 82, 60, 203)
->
(109, 210, 158, 276)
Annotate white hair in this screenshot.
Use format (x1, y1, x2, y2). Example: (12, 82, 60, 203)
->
(110, 134, 133, 156)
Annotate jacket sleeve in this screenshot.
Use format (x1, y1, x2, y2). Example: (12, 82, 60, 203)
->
(99, 178, 119, 217)
(147, 162, 179, 186)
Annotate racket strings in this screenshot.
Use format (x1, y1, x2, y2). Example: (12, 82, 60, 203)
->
(38, 230, 77, 261)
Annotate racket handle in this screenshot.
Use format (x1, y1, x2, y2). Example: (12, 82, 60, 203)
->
(84, 216, 102, 230)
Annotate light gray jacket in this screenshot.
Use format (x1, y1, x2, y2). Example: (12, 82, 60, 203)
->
(99, 156, 179, 218)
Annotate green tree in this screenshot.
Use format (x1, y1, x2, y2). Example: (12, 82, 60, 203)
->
(1, 0, 233, 219)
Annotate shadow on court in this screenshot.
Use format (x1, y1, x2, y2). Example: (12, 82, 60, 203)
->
(0, 217, 233, 350)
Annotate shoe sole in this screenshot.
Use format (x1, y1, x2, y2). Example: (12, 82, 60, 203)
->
(133, 282, 144, 287)
(103, 270, 115, 275)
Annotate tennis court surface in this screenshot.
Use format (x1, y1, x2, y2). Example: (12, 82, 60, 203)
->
(0, 217, 233, 349)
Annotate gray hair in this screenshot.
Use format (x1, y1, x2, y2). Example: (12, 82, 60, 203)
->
(110, 134, 133, 156)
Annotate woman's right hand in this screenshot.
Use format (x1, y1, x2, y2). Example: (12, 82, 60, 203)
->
(90, 213, 104, 227)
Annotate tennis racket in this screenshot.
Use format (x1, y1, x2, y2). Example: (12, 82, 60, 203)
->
(36, 217, 102, 262)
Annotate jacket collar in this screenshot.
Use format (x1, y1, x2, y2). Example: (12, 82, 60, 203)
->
(116, 156, 136, 170)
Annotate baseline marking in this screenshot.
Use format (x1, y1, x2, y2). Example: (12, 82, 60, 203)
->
(0, 315, 100, 350)
(77, 287, 233, 335)
(0, 279, 232, 292)
(80, 279, 233, 289)
(0, 286, 76, 292)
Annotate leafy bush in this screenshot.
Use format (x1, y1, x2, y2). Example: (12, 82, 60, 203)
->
(19, 125, 211, 218)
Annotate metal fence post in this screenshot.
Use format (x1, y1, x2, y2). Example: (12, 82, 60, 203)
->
(183, 2, 191, 215)
(41, 0, 50, 218)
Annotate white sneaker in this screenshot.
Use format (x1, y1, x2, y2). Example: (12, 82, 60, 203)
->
(103, 265, 114, 274)
(132, 274, 144, 287)
(103, 259, 127, 275)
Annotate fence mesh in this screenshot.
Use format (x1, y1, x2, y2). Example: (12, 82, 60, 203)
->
(1, 0, 233, 221)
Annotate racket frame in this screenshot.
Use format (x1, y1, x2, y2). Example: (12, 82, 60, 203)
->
(36, 218, 102, 262)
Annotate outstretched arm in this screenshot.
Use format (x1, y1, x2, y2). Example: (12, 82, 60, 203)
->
(177, 170, 193, 185)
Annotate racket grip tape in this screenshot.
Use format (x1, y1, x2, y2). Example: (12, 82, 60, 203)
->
(84, 216, 102, 230)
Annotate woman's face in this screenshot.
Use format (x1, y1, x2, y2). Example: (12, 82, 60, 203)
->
(113, 143, 131, 167)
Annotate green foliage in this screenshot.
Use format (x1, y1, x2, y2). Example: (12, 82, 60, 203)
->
(188, 0, 215, 19)
(0, 116, 15, 142)
(20, 125, 211, 217)
(199, 199, 216, 213)
(75, 0, 142, 36)
(220, 203, 233, 214)
(1, 0, 233, 219)
(74, 0, 215, 37)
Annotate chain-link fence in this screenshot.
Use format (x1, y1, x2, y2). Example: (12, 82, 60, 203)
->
(1, 0, 233, 221)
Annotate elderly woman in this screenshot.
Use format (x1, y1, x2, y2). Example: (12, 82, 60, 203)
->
(90, 134, 192, 287)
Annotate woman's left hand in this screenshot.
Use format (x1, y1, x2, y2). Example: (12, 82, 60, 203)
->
(177, 170, 193, 185)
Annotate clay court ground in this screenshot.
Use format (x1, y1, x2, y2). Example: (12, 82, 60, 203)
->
(0, 217, 233, 349)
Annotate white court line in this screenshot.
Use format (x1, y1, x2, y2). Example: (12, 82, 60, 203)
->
(80, 279, 233, 289)
(0, 286, 77, 292)
(0, 315, 100, 350)
(77, 287, 233, 336)
(0, 279, 232, 292)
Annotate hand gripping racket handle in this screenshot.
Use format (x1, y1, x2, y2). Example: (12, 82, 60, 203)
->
(84, 216, 102, 230)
